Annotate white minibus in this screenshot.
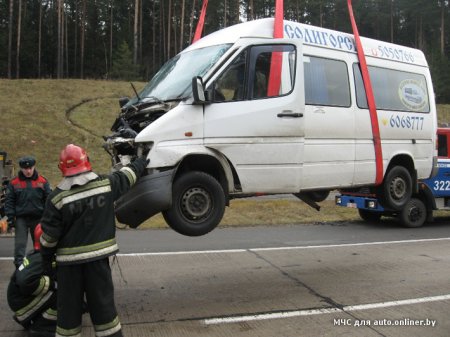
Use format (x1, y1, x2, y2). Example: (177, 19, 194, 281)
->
(105, 18, 437, 236)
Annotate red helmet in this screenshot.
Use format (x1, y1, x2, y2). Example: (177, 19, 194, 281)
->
(58, 144, 92, 177)
(34, 224, 43, 251)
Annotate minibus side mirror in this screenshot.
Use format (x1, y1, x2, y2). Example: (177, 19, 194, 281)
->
(192, 76, 206, 104)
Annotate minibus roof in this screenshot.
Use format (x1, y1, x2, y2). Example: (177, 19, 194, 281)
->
(186, 18, 427, 67)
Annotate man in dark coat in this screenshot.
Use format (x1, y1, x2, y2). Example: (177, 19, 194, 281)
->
(5, 156, 52, 268)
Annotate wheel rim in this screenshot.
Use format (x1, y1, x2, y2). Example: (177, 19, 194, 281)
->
(390, 176, 406, 200)
(409, 205, 423, 222)
(180, 187, 212, 221)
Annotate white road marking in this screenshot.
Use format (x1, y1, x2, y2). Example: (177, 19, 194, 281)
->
(203, 294, 450, 325)
(116, 237, 450, 257)
(1, 237, 449, 260)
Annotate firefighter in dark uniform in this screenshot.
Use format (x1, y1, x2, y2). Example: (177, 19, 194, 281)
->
(7, 223, 57, 337)
(5, 156, 52, 268)
(40, 144, 148, 337)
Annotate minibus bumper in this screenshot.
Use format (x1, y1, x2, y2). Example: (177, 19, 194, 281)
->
(115, 169, 175, 228)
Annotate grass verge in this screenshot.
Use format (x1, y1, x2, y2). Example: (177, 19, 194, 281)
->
(1, 79, 449, 229)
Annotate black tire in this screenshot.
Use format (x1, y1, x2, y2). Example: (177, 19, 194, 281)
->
(162, 171, 226, 236)
(358, 209, 382, 222)
(380, 166, 412, 210)
(399, 197, 426, 228)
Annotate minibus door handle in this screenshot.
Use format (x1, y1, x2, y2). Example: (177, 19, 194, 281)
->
(277, 111, 303, 118)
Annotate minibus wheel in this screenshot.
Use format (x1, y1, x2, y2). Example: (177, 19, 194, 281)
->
(163, 171, 226, 236)
(358, 209, 382, 222)
(399, 197, 426, 228)
(381, 166, 412, 210)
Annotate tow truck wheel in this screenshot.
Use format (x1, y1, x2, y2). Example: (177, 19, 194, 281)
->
(381, 166, 412, 210)
(163, 171, 226, 236)
(399, 197, 426, 228)
(358, 209, 382, 222)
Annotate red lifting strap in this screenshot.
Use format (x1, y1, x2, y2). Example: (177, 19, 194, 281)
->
(347, 0, 383, 185)
(267, 0, 284, 96)
(192, 0, 209, 43)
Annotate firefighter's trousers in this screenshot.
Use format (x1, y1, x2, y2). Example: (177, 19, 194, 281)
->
(56, 258, 122, 337)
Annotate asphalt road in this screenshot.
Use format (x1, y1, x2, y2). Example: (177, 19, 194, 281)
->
(1, 218, 450, 337)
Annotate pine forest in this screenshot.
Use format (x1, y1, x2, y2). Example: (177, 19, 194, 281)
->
(0, 0, 449, 102)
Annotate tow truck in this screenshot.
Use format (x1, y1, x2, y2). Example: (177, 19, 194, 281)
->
(336, 128, 450, 228)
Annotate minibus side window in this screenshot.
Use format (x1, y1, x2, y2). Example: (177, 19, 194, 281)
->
(248, 44, 296, 99)
(353, 64, 430, 113)
(304, 56, 351, 107)
(211, 44, 295, 102)
(212, 51, 247, 102)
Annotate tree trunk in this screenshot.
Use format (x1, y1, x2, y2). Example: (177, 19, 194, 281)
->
(152, 0, 156, 74)
(189, 0, 196, 42)
(161, 1, 166, 62)
(418, 14, 423, 50)
(16, 0, 22, 79)
(390, 0, 394, 43)
(7, 0, 13, 79)
(57, 0, 62, 78)
(167, 0, 172, 58)
(180, 0, 185, 50)
(224, 0, 227, 27)
(173, 2, 177, 55)
(236, 0, 239, 24)
(319, 0, 323, 27)
(440, 0, 445, 55)
(109, 0, 113, 73)
(80, 0, 86, 78)
(133, 0, 139, 64)
(38, 1, 42, 78)
(139, 0, 143, 64)
(73, 0, 78, 76)
(65, 6, 69, 76)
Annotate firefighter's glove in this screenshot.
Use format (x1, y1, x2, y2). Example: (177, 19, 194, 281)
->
(42, 260, 55, 280)
(130, 157, 149, 177)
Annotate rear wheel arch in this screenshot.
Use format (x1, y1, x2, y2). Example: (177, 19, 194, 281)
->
(380, 154, 416, 210)
(385, 154, 417, 187)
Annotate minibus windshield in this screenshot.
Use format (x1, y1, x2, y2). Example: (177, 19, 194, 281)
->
(127, 44, 232, 106)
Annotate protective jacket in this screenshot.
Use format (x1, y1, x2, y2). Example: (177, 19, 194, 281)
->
(5, 170, 52, 220)
(40, 159, 146, 266)
(7, 251, 56, 328)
